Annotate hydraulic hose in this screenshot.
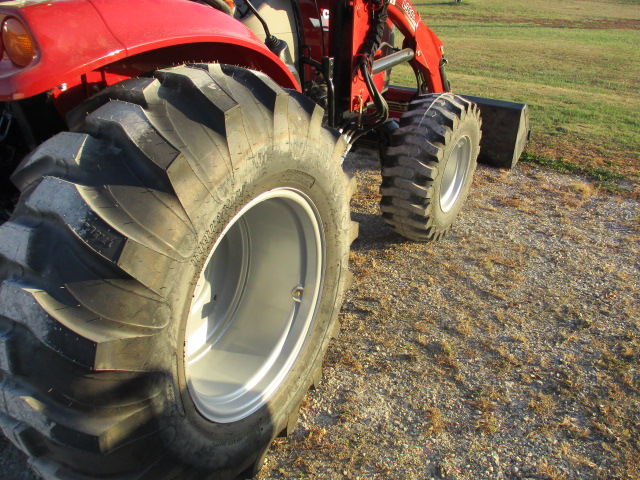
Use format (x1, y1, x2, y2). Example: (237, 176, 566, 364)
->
(347, 0, 390, 142)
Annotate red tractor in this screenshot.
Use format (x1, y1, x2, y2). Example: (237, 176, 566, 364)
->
(0, 0, 529, 478)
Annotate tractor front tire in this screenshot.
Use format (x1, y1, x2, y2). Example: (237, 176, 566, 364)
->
(0, 65, 353, 479)
(380, 94, 481, 242)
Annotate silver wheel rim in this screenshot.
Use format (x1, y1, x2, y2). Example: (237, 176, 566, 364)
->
(440, 134, 472, 213)
(185, 188, 325, 423)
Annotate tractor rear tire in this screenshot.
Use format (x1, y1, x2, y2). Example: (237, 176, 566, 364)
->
(380, 94, 481, 242)
(0, 65, 353, 479)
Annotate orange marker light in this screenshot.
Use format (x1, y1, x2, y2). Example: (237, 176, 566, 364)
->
(2, 17, 36, 67)
(223, 0, 236, 13)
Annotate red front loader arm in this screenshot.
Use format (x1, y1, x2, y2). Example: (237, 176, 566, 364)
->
(342, 0, 446, 125)
(387, 0, 446, 92)
(0, 0, 299, 108)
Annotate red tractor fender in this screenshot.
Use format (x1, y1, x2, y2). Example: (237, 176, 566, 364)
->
(0, 0, 299, 103)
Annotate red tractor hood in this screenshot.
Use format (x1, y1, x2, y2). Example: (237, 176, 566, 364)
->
(0, 0, 298, 100)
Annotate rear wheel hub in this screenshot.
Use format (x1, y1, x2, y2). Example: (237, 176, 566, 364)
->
(185, 188, 325, 423)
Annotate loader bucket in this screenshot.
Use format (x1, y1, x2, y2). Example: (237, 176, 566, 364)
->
(462, 95, 531, 169)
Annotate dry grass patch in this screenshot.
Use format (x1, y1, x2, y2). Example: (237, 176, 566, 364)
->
(537, 460, 570, 480)
(453, 321, 472, 337)
(510, 332, 527, 343)
(567, 180, 598, 203)
(491, 343, 522, 373)
(528, 392, 557, 417)
(475, 412, 500, 435)
(598, 347, 634, 374)
(469, 386, 503, 434)
(470, 386, 502, 412)
(299, 428, 331, 452)
(291, 456, 316, 476)
(447, 316, 473, 337)
(494, 194, 526, 209)
(349, 250, 367, 266)
(338, 403, 360, 424)
(340, 351, 365, 375)
(557, 417, 590, 440)
(413, 315, 435, 333)
(424, 407, 448, 436)
(433, 340, 461, 372)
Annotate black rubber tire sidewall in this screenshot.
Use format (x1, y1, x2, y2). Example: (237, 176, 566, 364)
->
(380, 94, 482, 242)
(430, 116, 479, 231)
(166, 161, 348, 475)
(0, 65, 351, 480)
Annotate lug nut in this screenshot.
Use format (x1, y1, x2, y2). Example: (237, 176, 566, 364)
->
(292, 285, 304, 302)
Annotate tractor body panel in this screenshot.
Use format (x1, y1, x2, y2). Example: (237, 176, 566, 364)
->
(0, 0, 299, 102)
(236, 0, 302, 69)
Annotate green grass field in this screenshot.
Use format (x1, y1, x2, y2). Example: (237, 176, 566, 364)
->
(391, 0, 640, 185)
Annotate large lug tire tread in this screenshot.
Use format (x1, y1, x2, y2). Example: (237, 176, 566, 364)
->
(0, 64, 355, 479)
(380, 94, 481, 242)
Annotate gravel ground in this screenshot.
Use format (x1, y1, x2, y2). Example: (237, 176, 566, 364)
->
(2, 151, 639, 479)
(255, 152, 639, 480)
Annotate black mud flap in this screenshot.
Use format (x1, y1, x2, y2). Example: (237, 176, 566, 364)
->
(461, 95, 531, 169)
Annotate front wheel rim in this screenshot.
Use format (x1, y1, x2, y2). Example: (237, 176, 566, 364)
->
(440, 134, 472, 213)
(185, 188, 325, 423)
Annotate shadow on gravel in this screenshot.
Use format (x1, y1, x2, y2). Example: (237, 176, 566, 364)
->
(350, 212, 406, 250)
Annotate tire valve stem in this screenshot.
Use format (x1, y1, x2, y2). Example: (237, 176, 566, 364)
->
(292, 285, 304, 303)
